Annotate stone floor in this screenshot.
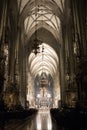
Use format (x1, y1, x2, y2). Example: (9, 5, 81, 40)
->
(4, 109, 58, 130)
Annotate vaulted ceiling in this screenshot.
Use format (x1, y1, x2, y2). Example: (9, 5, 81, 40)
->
(17, 0, 65, 78)
(17, 0, 65, 14)
(29, 43, 58, 77)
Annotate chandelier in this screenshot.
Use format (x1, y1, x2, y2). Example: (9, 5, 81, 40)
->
(32, 30, 42, 55)
(32, 0, 43, 55)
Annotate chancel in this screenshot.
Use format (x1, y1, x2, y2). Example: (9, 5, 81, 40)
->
(0, 0, 87, 130)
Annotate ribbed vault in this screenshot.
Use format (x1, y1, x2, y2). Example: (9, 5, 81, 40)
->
(17, 0, 64, 16)
(19, 0, 62, 79)
(29, 43, 59, 78)
(18, 0, 65, 44)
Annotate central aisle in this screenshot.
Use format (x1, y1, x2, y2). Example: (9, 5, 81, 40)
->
(5, 109, 58, 130)
(31, 109, 58, 130)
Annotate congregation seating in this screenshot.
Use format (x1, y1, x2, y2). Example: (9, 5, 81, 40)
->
(0, 108, 38, 121)
(0, 108, 38, 129)
(50, 108, 87, 130)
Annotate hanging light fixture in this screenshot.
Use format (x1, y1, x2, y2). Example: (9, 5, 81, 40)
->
(32, 0, 42, 55)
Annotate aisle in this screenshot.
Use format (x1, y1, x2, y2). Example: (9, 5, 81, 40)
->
(5, 109, 58, 130)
